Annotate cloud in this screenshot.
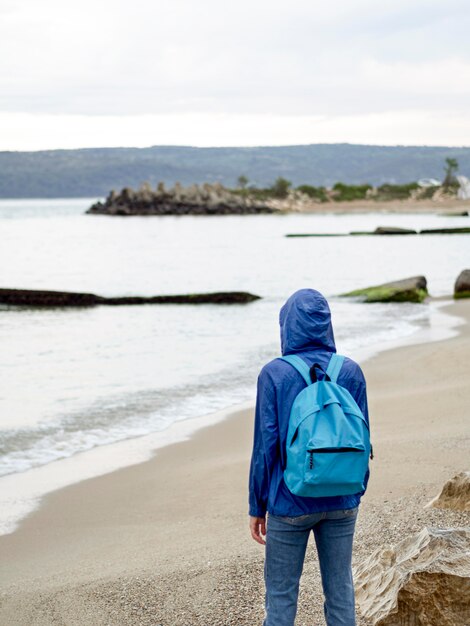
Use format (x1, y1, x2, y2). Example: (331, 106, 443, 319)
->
(0, 0, 469, 147)
(360, 57, 470, 97)
(1, 109, 470, 151)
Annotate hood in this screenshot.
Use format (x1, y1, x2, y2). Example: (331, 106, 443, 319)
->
(279, 289, 336, 355)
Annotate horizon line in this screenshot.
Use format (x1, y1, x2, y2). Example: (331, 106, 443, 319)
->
(2, 141, 470, 154)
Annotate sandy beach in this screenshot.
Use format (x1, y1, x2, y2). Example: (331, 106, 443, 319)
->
(283, 197, 470, 214)
(1, 299, 469, 625)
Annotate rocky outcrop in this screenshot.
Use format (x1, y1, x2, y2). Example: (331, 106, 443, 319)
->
(373, 226, 417, 235)
(0, 288, 261, 307)
(354, 527, 470, 626)
(285, 233, 347, 238)
(351, 226, 470, 235)
(286, 226, 470, 237)
(87, 182, 276, 216)
(454, 269, 470, 299)
(340, 276, 428, 303)
(427, 472, 470, 511)
(286, 227, 418, 237)
(349, 226, 418, 235)
(420, 227, 470, 234)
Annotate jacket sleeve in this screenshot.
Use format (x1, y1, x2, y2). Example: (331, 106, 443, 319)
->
(248, 368, 279, 517)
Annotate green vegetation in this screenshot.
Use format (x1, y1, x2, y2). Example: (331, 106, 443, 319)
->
(454, 290, 470, 299)
(229, 158, 464, 205)
(296, 184, 328, 202)
(237, 175, 249, 189)
(331, 182, 372, 201)
(374, 182, 419, 201)
(443, 157, 459, 189)
(231, 186, 273, 201)
(341, 285, 428, 303)
(270, 177, 292, 198)
(230, 176, 293, 200)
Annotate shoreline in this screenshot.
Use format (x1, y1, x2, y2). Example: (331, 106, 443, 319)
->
(0, 300, 469, 625)
(287, 197, 470, 214)
(1, 196, 469, 214)
(0, 297, 463, 538)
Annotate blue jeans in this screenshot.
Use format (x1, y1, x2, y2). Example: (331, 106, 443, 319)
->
(263, 507, 359, 626)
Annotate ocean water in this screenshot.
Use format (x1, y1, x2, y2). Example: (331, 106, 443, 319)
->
(0, 198, 469, 533)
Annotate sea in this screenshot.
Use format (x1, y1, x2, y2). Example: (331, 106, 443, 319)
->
(0, 198, 469, 535)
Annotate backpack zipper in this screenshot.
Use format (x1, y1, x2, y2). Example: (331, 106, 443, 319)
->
(307, 447, 365, 453)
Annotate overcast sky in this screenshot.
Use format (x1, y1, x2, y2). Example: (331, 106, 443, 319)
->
(1, 0, 469, 150)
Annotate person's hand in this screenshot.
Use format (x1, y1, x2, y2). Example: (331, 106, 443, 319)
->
(249, 515, 266, 545)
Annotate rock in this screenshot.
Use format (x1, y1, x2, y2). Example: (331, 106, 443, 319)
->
(348, 227, 417, 235)
(373, 226, 417, 235)
(0, 288, 261, 307)
(87, 182, 277, 216)
(454, 270, 470, 299)
(419, 227, 470, 234)
(348, 227, 469, 236)
(105, 292, 261, 305)
(354, 527, 470, 626)
(426, 472, 470, 511)
(340, 276, 428, 303)
(437, 210, 469, 217)
(0, 288, 102, 307)
(285, 233, 347, 238)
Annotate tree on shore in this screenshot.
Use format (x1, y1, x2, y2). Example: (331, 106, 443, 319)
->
(271, 177, 292, 198)
(443, 157, 459, 188)
(237, 175, 249, 190)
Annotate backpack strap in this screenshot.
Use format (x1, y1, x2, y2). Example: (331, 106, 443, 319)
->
(326, 353, 345, 383)
(279, 355, 312, 386)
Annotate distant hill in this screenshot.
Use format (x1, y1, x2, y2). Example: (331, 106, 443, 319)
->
(1, 143, 470, 198)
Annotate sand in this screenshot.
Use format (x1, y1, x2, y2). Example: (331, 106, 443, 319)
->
(280, 197, 470, 214)
(0, 300, 469, 625)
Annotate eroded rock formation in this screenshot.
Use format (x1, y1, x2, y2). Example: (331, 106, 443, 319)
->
(427, 472, 470, 511)
(87, 182, 277, 215)
(354, 527, 470, 625)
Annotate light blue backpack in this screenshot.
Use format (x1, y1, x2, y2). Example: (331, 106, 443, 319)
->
(279, 353, 372, 498)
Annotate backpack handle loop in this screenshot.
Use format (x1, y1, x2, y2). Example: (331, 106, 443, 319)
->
(279, 354, 345, 385)
(309, 363, 331, 383)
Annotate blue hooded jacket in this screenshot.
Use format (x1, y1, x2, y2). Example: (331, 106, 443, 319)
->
(248, 288, 370, 517)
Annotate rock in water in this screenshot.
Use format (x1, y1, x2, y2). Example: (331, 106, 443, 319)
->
(437, 211, 469, 216)
(0, 288, 261, 307)
(354, 527, 470, 625)
(454, 269, 470, 299)
(426, 472, 470, 511)
(349, 226, 417, 236)
(373, 226, 417, 235)
(420, 227, 470, 234)
(340, 276, 428, 303)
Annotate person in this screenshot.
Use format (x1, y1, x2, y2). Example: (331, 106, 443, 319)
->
(248, 288, 371, 626)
